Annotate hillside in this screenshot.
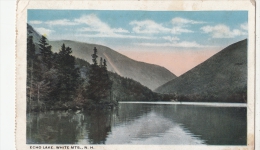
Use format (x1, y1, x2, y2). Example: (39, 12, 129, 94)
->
(27, 24, 163, 105)
(27, 24, 42, 43)
(155, 39, 247, 103)
(27, 24, 44, 54)
(49, 40, 176, 90)
(75, 58, 159, 101)
(28, 23, 176, 90)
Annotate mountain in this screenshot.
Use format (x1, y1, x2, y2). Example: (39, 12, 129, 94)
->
(27, 24, 171, 102)
(27, 24, 43, 54)
(49, 40, 176, 90)
(155, 39, 247, 103)
(75, 58, 159, 101)
(27, 24, 43, 43)
(27, 24, 176, 90)
(27, 24, 169, 112)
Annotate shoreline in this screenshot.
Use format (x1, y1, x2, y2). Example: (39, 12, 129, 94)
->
(119, 101, 247, 107)
(27, 102, 118, 112)
(27, 100, 247, 113)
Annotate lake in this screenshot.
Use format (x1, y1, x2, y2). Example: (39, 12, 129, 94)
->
(27, 102, 247, 145)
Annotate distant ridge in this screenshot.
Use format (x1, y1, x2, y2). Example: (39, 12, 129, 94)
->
(155, 39, 247, 103)
(27, 23, 176, 90)
(49, 40, 176, 90)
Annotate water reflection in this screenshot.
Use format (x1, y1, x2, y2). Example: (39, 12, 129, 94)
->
(27, 103, 246, 145)
(105, 111, 204, 145)
(83, 110, 112, 144)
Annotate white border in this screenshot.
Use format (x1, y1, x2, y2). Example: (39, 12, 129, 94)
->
(0, 0, 260, 150)
(255, 0, 260, 150)
(1, 0, 258, 150)
(0, 0, 16, 150)
(13, 0, 257, 150)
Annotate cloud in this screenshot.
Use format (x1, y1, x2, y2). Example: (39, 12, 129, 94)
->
(29, 20, 43, 25)
(130, 20, 193, 34)
(201, 24, 247, 38)
(45, 19, 79, 26)
(130, 20, 169, 34)
(240, 22, 248, 31)
(30, 19, 79, 26)
(75, 14, 129, 34)
(171, 27, 193, 34)
(76, 33, 154, 39)
(162, 36, 180, 42)
(136, 41, 212, 48)
(171, 17, 206, 25)
(79, 27, 128, 34)
(114, 28, 129, 33)
(175, 41, 207, 48)
(34, 27, 54, 36)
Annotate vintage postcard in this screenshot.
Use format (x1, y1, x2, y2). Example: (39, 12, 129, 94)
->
(16, 0, 256, 150)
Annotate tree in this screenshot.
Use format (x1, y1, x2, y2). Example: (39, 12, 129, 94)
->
(100, 59, 112, 100)
(55, 43, 80, 102)
(92, 47, 98, 66)
(27, 33, 54, 109)
(88, 47, 100, 102)
(103, 59, 107, 68)
(87, 48, 112, 103)
(99, 57, 103, 67)
(39, 35, 53, 69)
(27, 32, 36, 110)
(31, 35, 55, 105)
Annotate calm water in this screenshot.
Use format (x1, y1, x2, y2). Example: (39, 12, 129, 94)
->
(27, 102, 247, 145)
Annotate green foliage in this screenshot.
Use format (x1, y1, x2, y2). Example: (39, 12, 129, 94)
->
(27, 33, 36, 110)
(91, 47, 98, 65)
(27, 33, 56, 108)
(27, 34, 36, 62)
(54, 43, 80, 102)
(87, 48, 112, 103)
(109, 72, 159, 101)
(28, 32, 173, 111)
(27, 36, 82, 111)
(39, 35, 53, 69)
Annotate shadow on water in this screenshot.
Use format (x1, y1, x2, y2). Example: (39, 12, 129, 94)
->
(27, 103, 246, 145)
(27, 109, 114, 144)
(148, 104, 247, 145)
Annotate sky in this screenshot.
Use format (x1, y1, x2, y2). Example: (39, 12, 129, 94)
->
(28, 10, 248, 76)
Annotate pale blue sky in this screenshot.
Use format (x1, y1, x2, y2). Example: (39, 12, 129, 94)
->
(28, 10, 248, 53)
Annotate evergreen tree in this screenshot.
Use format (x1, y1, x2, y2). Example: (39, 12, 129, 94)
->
(39, 35, 53, 69)
(100, 59, 112, 100)
(99, 57, 103, 67)
(103, 59, 107, 68)
(92, 47, 98, 66)
(27, 33, 53, 109)
(32, 35, 54, 105)
(55, 43, 80, 102)
(87, 48, 112, 103)
(27, 32, 35, 62)
(27, 32, 36, 110)
(88, 47, 100, 102)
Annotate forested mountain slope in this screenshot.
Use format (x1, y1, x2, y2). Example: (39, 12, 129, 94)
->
(156, 39, 247, 103)
(49, 40, 176, 90)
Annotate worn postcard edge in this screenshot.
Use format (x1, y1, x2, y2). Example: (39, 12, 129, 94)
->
(15, 0, 256, 150)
